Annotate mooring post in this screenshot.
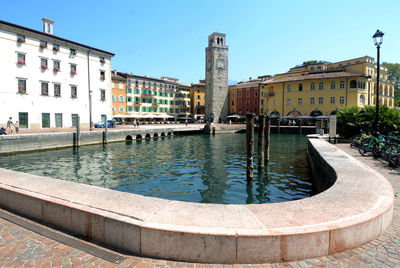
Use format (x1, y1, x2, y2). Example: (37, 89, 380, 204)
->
(257, 115, 265, 170)
(298, 119, 302, 134)
(104, 115, 108, 144)
(265, 115, 271, 162)
(246, 113, 255, 182)
(277, 117, 281, 133)
(76, 115, 80, 148)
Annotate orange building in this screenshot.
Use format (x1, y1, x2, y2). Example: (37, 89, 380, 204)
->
(190, 80, 205, 118)
(228, 85, 237, 114)
(111, 71, 127, 116)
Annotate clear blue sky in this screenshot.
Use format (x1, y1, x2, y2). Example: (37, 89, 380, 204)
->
(2, 0, 399, 85)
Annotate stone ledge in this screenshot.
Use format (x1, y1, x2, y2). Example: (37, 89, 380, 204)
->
(0, 139, 394, 263)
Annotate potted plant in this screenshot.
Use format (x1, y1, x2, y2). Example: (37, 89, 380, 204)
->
(100, 58, 105, 64)
(71, 70, 77, 75)
(17, 36, 25, 43)
(17, 59, 25, 65)
(100, 74, 105, 80)
(53, 45, 60, 52)
(41, 64, 47, 69)
(40, 43, 47, 48)
(53, 67, 60, 72)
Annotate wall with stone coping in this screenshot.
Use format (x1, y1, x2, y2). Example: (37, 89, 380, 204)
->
(0, 127, 203, 154)
(0, 139, 394, 263)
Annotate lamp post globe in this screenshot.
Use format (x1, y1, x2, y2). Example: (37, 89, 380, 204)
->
(372, 29, 384, 134)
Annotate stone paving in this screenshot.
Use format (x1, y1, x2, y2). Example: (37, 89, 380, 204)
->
(0, 143, 399, 267)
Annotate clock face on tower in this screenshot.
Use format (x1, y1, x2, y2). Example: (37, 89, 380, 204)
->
(216, 59, 225, 70)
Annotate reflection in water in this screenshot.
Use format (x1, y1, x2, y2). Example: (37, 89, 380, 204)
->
(0, 133, 313, 204)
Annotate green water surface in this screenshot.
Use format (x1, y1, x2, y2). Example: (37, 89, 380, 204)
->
(0, 133, 313, 204)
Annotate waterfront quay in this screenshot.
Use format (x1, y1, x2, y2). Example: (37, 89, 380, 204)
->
(0, 142, 398, 267)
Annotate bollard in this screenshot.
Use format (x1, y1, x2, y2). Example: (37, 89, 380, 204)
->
(265, 116, 271, 162)
(76, 115, 80, 148)
(246, 113, 255, 182)
(298, 119, 302, 135)
(277, 117, 281, 133)
(257, 115, 265, 170)
(104, 115, 108, 144)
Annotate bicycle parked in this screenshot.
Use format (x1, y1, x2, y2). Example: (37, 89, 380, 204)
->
(357, 132, 400, 168)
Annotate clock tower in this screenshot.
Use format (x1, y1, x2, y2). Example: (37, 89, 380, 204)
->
(205, 32, 228, 123)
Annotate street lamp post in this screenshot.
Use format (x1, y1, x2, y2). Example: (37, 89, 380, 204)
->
(372, 29, 384, 134)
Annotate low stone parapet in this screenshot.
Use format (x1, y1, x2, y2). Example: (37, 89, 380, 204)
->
(0, 139, 394, 263)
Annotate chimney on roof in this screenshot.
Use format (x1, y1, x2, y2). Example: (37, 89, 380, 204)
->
(42, 18, 54, 35)
(249, 77, 252, 81)
(113, 70, 117, 75)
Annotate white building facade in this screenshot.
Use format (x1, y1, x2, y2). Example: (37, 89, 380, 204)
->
(0, 19, 114, 129)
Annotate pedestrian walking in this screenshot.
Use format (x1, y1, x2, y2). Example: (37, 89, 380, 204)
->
(6, 117, 14, 134)
(15, 121, 19, 134)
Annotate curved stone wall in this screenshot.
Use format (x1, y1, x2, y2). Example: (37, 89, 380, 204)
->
(0, 139, 394, 263)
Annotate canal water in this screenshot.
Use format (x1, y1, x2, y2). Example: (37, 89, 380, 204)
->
(0, 133, 313, 204)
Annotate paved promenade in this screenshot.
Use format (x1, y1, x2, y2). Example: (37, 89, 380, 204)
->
(0, 143, 399, 267)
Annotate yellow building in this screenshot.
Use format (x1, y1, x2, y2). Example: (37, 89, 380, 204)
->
(260, 56, 395, 117)
(177, 83, 191, 117)
(190, 81, 205, 119)
(228, 85, 237, 114)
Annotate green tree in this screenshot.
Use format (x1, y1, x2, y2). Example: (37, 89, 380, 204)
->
(382, 62, 400, 106)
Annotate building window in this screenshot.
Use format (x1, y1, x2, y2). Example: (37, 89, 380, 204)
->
(261, 99, 264, 105)
(287, 99, 291, 106)
(53, 44, 60, 52)
(70, 49, 77, 56)
(55, 113, 62, 128)
(127, 97, 132, 102)
(360, 94, 365, 105)
(42, 113, 50, 128)
(17, 34, 25, 43)
(231, 101, 234, 106)
(231, 92, 234, 97)
(339, 96, 345, 104)
(318, 97, 323, 104)
(118, 95, 124, 102)
(298, 84, 303, 91)
(53, 60, 60, 72)
(254, 92, 258, 97)
(287, 85, 291, 92)
(310, 83, 315, 91)
(54, 84, 61, 97)
(40, 58, 48, 69)
(310, 98, 315, 105)
(18, 79, 26, 94)
(246, 101, 250, 105)
(100, 90, 106, 101)
(238, 101, 242, 106)
(118, 107, 124, 113)
(331, 81, 336, 89)
(70, 64, 77, 75)
(17, 53, 25, 65)
(119, 82, 123, 89)
(330, 97, 335, 104)
(238, 109, 242, 113)
(100, 56, 105, 64)
(112, 95, 116, 101)
(18, 112, 28, 129)
(246, 92, 250, 97)
(298, 98, 302, 105)
(254, 100, 258, 105)
(71, 86, 77, 98)
(197, 95, 201, 100)
(40, 41, 47, 49)
(100, 71, 105, 80)
(340, 81, 345, 89)
(273, 100, 277, 106)
(319, 82, 324, 90)
(41, 82, 48, 96)
(238, 93, 242, 98)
